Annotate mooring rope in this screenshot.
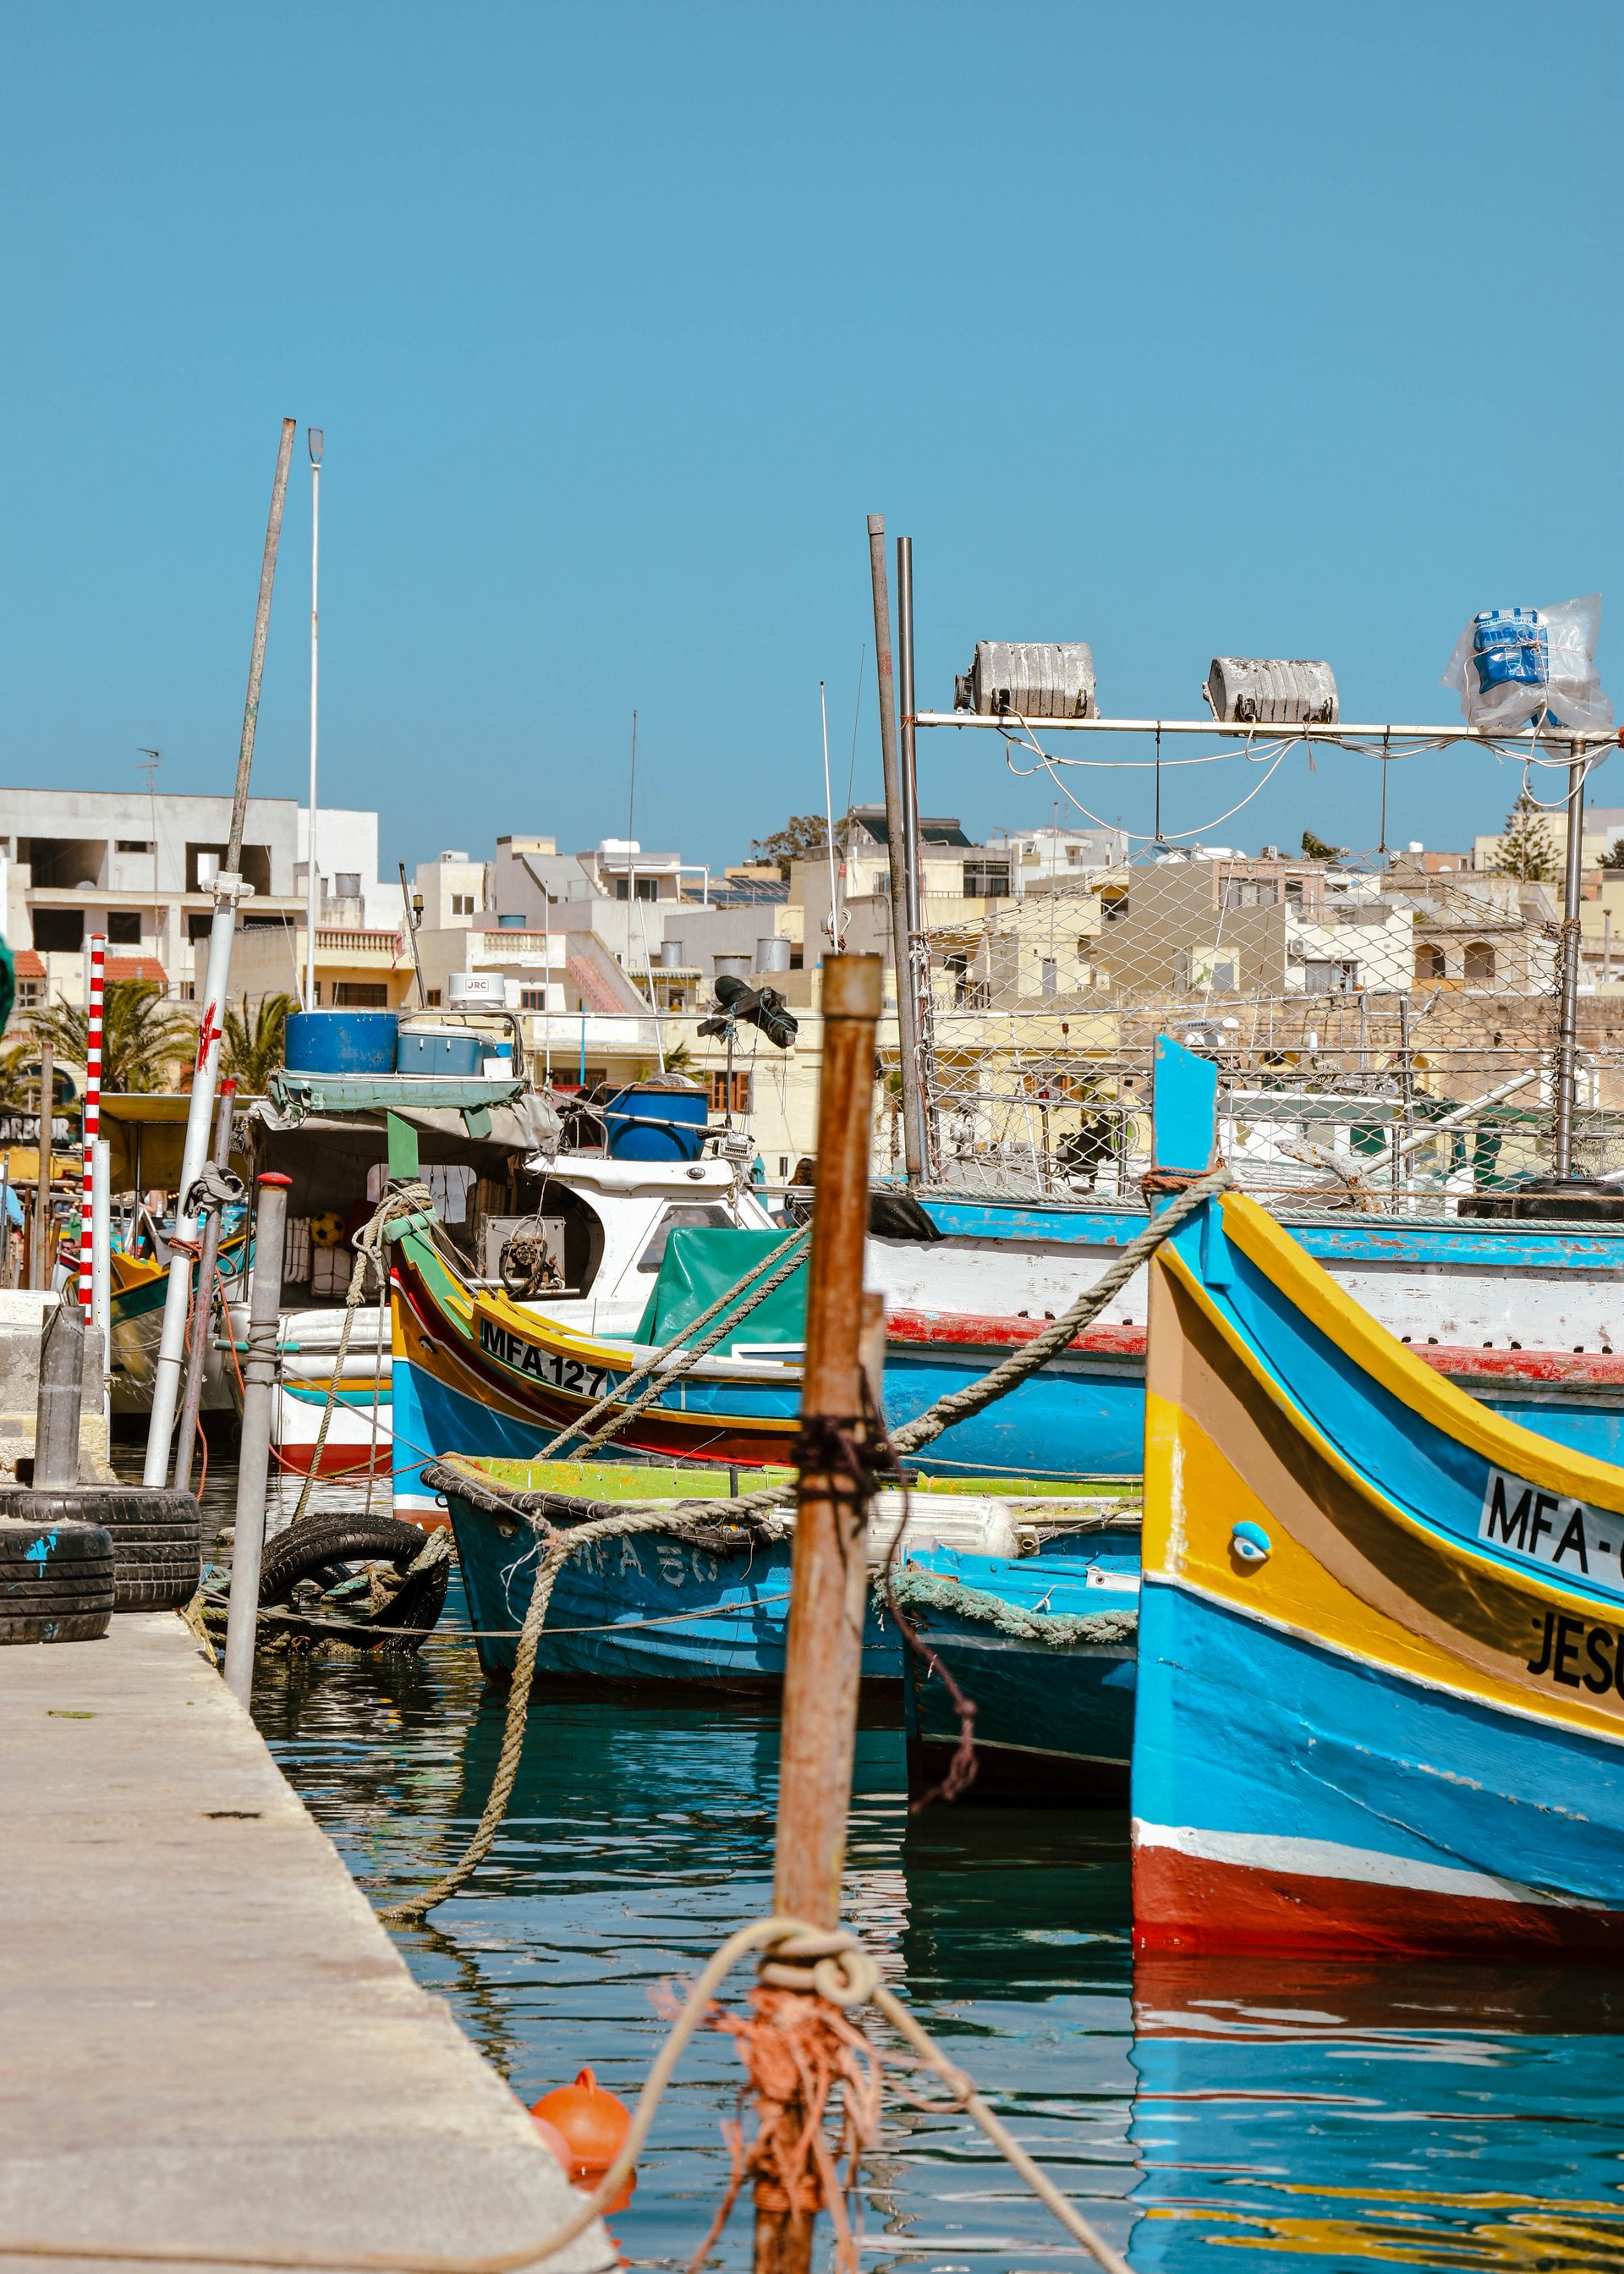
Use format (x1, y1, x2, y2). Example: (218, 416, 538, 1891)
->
(0, 1914, 1130, 2274)
(884, 1562, 1138, 1647)
(390, 1164, 1228, 1926)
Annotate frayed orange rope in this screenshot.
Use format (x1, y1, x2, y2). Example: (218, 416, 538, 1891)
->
(661, 1983, 883, 2274)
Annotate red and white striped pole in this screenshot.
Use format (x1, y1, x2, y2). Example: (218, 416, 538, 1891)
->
(78, 936, 105, 1317)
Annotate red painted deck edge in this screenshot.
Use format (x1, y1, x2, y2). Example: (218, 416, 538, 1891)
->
(1132, 1842, 1624, 1958)
(886, 1305, 1624, 1383)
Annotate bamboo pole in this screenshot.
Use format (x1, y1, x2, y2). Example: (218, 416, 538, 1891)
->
(755, 953, 881, 2274)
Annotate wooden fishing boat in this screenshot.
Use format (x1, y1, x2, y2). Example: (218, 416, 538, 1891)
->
(426, 1454, 1097, 1687)
(898, 1535, 1140, 1802)
(1133, 1036, 1624, 1958)
(71, 1231, 250, 1416)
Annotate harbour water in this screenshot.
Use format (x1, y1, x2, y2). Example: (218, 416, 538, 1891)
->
(173, 1453, 1624, 2272)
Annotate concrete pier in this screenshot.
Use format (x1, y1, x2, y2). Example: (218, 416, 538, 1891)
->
(0, 1612, 606, 2272)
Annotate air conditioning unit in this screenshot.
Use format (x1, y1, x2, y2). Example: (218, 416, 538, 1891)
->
(1204, 657, 1338, 726)
(954, 641, 1097, 720)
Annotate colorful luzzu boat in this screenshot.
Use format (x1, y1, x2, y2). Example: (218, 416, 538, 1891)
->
(76, 1230, 250, 1416)
(1133, 1037, 1624, 1958)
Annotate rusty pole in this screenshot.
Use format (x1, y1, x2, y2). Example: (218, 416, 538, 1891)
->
(865, 518, 924, 1185)
(755, 953, 882, 2274)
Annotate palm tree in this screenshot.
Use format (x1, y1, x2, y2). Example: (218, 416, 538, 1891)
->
(220, 993, 298, 1093)
(30, 980, 196, 1093)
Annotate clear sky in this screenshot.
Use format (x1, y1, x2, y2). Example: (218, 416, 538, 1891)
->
(2, 2, 1618, 876)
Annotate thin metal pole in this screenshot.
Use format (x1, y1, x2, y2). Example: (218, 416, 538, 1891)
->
(77, 935, 105, 1316)
(173, 1079, 238, 1492)
(145, 417, 296, 1486)
(755, 954, 881, 2274)
(897, 536, 937, 1174)
(304, 428, 323, 1010)
(1554, 741, 1587, 1178)
(228, 419, 296, 875)
(223, 1173, 290, 1708)
(818, 682, 842, 950)
(398, 863, 427, 1006)
(0, 1156, 12, 1289)
(865, 516, 924, 1184)
(30, 1039, 53, 1290)
(91, 1137, 110, 1433)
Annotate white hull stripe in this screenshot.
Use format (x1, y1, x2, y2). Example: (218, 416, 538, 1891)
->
(1131, 1819, 1593, 1910)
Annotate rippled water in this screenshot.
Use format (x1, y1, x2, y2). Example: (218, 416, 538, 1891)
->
(162, 1447, 1624, 2272)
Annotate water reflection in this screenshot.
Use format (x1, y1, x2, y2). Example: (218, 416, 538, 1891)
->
(218, 1447, 1624, 2274)
(1128, 1958, 1624, 2271)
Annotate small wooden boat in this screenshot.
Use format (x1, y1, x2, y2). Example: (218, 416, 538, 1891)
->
(1133, 1037, 1624, 1958)
(72, 1231, 250, 1415)
(899, 1536, 1140, 1802)
(427, 1455, 1112, 1688)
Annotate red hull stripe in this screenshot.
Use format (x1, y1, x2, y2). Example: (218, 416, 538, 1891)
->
(886, 1305, 1624, 1384)
(1132, 1839, 1624, 1959)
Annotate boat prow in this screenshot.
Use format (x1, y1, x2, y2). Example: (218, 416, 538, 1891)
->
(1134, 1046, 1624, 1959)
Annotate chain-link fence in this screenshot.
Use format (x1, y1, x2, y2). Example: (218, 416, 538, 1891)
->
(892, 846, 1624, 1212)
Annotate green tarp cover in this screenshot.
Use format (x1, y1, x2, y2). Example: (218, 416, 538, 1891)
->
(633, 1227, 808, 1352)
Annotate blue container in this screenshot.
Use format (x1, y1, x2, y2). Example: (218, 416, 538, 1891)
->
(284, 1008, 398, 1077)
(396, 1027, 484, 1078)
(603, 1082, 709, 1162)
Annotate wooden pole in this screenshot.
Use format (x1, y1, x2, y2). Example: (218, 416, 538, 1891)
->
(755, 953, 881, 2274)
(31, 1040, 54, 1290)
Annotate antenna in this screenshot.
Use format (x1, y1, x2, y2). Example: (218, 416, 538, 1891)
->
(137, 749, 161, 875)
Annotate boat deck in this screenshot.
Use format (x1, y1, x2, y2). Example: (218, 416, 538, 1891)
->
(0, 1610, 604, 2271)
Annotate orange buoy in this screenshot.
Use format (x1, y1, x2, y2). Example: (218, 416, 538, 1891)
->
(529, 2112, 572, 2167)
(529, 2068, 635, 2208)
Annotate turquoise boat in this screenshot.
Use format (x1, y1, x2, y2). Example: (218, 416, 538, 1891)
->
(428, 1455, 1133, 1691)
(1133, 1038, 1624, 1957)
(898, 1540, 1140, 1803)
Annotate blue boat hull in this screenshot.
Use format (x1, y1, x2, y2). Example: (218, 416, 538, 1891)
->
(447, 1481, 902, 1687)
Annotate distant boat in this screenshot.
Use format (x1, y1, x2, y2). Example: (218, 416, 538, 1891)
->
(1132, 1037, 1624, 1958)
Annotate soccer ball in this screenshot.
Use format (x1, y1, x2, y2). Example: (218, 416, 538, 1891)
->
(310, 1210, 348, 1250)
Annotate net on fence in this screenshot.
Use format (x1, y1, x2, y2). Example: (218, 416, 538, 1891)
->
(889, 843, 1624, 1213)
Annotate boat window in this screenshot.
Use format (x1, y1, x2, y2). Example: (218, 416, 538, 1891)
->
(636, 1204, 734, 1272)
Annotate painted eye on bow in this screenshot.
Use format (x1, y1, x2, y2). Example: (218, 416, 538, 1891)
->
(1230, 1521, 1272, 1566)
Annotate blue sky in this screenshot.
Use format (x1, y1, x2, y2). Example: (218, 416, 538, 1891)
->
(2, 2, 1619, 874)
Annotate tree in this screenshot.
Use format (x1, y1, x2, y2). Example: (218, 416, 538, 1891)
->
(220, 992, 299, 1092)
(750, 814, 851, 880)
(1600, 835, 1624, 871)
(1300, 829, 1344, 865)
(29, 979, 196, 1093)
(1491, 790, 1558, 883)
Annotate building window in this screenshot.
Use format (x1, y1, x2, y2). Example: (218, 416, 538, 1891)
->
(187, 912, 212, 942)
(1210, 960, 1237, 992)
(1464, 942, 1496, 984)
(116, 839, 152, 854)
(519, 987, 547, 1010)
(1222, 879, 1278, 910)
(425, 988, 442, 1007)
(32, 909, 84, 953)
(16, 979, 44, 1010)
(1303, 959, 1358, 993)
(1415, 943, 1446, 980)
(1040, 958, 1058, 997)
(451, 893, 476, 916)
(963, 859, 1012, 898)
(706, 1070, 753, 1114)
(106, 911, 142, 944)
(334, 981, 389, 1007)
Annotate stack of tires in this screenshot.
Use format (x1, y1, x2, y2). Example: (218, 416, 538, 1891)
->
(0, 1486, 202, 1646)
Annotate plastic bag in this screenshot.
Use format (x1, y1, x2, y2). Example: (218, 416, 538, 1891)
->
(1440, 593, 1612, 733)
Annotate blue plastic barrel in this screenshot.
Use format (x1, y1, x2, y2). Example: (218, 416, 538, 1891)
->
(396, 1027, 485, 1077)
(284, 1008, 398, 1076)
(603, 1082, 709, 1162)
